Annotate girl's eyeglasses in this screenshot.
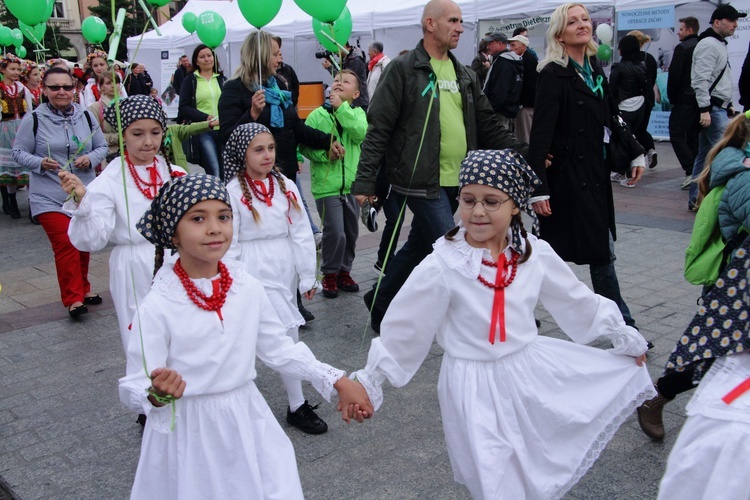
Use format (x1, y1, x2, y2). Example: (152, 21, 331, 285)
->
(46, 85, 75, 91)
(458, 196, 513, 211)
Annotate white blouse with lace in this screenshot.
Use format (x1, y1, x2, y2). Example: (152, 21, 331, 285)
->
(119, 258, 343, 499)
(353, 229, 654, 499)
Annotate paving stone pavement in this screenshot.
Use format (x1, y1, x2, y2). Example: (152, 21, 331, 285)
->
(0, 143, 707, 499)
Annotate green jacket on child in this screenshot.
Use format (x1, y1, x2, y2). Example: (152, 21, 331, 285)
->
(300, 101, 367, 200)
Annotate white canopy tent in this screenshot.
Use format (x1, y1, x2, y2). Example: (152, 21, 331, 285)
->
(126, 0, 705, 118)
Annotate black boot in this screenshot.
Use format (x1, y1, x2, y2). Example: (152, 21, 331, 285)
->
(7, 192, 21, 219)
(0, 186, 9, 215)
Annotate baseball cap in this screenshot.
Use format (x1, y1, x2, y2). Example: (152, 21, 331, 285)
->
(710, 4, 747, 22)
(507, 35, 529, 46)
(483, 32, 509, 43)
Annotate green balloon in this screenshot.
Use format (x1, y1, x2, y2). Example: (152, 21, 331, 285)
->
(19, 21, 47, 45)
(294, 0, 346, 23)
(312, 7, 352, 53)
(16, 46, 27, 58)
(182, 12, 197, 34)
(597, 44, 612, 62)
(4, 0, 54, 26)
(11, 29, 24, 48)
(0, 27, 12, 47)
(195, 11, 226, 49)
(146, 0, 171, 7)
(81, 16, 108, 44)
(237, 0, 281, 28)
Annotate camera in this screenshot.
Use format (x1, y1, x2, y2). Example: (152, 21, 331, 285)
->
(315, 50, 333, 60)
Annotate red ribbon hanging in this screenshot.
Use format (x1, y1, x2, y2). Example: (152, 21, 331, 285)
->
(722, 377, 750, 405)
(488, 254, 507, 345)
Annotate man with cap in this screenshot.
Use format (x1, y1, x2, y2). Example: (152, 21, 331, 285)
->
(508, 34, 538, 143)
(687, 4, 746, 211)
(482, 32, 524, 132)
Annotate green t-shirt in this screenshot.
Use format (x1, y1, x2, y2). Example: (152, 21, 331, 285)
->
(195, 73, 221, 124)
(430, 57, 466, 187)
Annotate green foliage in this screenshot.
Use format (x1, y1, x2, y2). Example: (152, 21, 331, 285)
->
(88, 0, 149, 61)
(0, 4, 73, 61)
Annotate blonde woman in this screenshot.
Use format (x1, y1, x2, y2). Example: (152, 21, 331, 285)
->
(217, 30, 337, 184)
(527, 3, 644, 332)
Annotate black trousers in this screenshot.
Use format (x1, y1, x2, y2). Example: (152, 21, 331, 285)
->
(669, 102, 701, 175)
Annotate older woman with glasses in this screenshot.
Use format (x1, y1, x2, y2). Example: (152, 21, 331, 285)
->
(12, 67, 108, 318)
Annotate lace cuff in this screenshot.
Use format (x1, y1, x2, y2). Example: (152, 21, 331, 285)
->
(604, 325, 649, 357)
(62, 193, 91, 216)
(351, 369, 385, 411)
(308, 363, 345, 402)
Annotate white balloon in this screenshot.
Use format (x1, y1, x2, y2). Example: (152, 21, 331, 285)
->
(596, 24, 613, 44)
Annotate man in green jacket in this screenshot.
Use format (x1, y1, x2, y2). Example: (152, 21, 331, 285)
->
(301, 70, 368, 298)
(351, 0, 525, 331)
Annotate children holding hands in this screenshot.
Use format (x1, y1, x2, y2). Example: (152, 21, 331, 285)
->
(300, 70, 367, 298)
(118, 174, 371, 498)
(341, 149, 654, 499)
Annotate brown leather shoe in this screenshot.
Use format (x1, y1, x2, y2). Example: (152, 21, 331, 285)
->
(636, 385, 670, 440)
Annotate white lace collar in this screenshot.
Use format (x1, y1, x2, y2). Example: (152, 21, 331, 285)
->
(432, 227, 521, 280)
(152, 258, 247, 303)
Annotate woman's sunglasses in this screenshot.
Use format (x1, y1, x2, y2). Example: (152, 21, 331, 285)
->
(46, 85, 75, 91)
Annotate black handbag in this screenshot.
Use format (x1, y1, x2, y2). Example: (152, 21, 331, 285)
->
(609, 114, 645, 175)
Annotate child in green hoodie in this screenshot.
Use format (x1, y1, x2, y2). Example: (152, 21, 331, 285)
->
(300, 70, 367, 298)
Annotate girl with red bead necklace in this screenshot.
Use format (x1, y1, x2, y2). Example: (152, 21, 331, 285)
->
(0, 52, 33, 219)
(222, 123, 327, 435)
(59, 95, 186, 352)
(342, 150, 654, 499)
(119, 173, 370, 498)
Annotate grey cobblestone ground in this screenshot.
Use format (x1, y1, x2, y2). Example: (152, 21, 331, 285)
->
(0, 143, 704, 499)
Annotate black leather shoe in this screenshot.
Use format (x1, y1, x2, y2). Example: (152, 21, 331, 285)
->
(287, 401, 328, 434)
(68, 304, 88, 318)
(84, 294, 103, 305)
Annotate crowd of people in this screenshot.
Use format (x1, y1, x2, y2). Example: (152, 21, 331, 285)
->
(1, 0, 749, 498)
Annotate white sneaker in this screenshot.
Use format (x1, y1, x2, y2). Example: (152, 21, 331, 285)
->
(610, 172, 627, 183)
(681, 176, 691, 190)
(619, 179, 636, 188)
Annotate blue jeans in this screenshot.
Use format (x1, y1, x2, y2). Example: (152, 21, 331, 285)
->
(371, 187, 458, 312)
(197, 129, 221, 178)
(688, 106, 730, 207)
(589, 234, 635, 327)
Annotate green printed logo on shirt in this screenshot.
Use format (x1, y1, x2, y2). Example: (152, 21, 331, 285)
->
(430, 58, 466, 187)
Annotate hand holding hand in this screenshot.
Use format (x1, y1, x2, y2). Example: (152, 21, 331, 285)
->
(58, 171, 87, 201)
(335, 377, 373, 423)
(149, 367, 186, 407)
(41, 156, 61, 171)
(251, 89, 266, 120)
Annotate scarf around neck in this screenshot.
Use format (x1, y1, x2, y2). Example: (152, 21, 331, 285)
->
(262, 76, 291, 128)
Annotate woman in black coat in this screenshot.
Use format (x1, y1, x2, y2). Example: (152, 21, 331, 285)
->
(218, 30, 336, 182)
(527, 3, 645, 328)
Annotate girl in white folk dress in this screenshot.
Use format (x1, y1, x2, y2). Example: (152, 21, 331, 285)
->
(59, 95, 187, 352)
(118, 174, 371, 499)
(341, 149, 655, 499)
(222, 122, 331, 434)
